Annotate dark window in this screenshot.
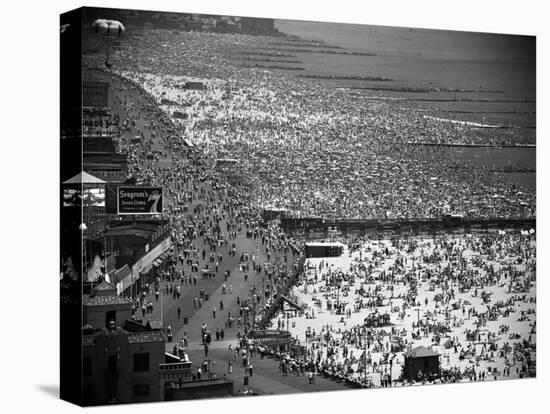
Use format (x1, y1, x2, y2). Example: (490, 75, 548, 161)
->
(83, 357, 92, 376)
(133, 384, 150, 397)
(107, 355, 118, 374)
(106, 310, 116, 328)
(133, 353, 150, 372)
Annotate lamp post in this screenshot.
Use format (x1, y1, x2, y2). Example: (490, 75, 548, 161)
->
(80, 223, 88, 283)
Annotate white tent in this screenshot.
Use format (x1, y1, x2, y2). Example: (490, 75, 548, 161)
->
(63, 171, 106, 185)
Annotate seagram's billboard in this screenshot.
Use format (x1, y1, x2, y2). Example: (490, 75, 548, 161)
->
(117, 186, 163, 215)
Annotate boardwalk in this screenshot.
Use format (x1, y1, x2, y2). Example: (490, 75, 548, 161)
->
(100, 68, 352, 395)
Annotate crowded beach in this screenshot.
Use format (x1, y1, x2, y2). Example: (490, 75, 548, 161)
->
(80, 22, 536, 390)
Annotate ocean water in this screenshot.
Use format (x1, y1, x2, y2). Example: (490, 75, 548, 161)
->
(275, 20, 535, 127)
(500, 172, 536, 189)
(275, 20, 535, 98)
(449, 146, 535, 189)
(449, 147, 535, 168)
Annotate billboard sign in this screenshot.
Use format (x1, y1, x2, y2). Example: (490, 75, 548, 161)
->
(117, 186, 163, 215)
(83, 81, 110, 108)
(88, 169, 127, 183)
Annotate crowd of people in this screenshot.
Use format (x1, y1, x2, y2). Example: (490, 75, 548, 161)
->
(92, 67, 307, 345)
(268, 232, 536, 386)
(100, 28, 535, 220)
(80, 25, 536, 392)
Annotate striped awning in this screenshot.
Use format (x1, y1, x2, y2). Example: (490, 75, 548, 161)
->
(152, 250, 172, 267)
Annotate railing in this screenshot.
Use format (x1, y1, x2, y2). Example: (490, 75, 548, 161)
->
(82, 335, 96, 346)
(280, 216, 536, 235)
(258, 255, 306, 329)
(159, 362, 192, 372)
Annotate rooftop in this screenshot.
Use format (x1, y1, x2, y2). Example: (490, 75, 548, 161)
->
(404, 346, 440, 358)
(111, 265, 131, 285)
(84, 294, 132, 307)
(93, 280, 116, 293)
(128, 331, 166, 344)
(63, 171, 106, 185)
(83, 329, 166, 346)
